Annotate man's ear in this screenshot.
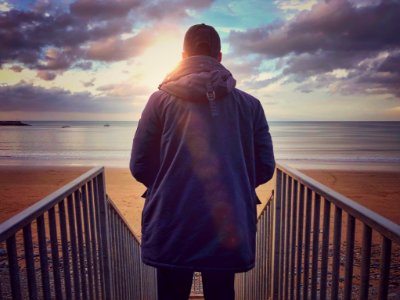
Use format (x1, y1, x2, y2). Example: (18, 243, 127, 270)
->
(217, 52, 222, 62)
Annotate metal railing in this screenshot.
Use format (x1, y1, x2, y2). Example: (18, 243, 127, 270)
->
(2, 163, 399, 299)
(235, 193, 274, 299)
(236, 162, 400, 299)
(0, 166, 157, 300)
(106, 194, 157, 300)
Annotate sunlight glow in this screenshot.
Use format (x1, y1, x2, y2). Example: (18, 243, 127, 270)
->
(137, 36, 182, 89)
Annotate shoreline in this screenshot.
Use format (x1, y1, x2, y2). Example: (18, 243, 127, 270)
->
(1, 162, 396, 169)
(1, 159, 399, 172)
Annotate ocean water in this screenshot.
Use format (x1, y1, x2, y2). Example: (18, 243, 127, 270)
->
(0, 121, 399, 170)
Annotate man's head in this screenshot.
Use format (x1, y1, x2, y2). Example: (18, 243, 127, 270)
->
(182, 24, 222, 61)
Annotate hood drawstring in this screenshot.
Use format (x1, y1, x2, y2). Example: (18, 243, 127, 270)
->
(206, 82, 219, 117)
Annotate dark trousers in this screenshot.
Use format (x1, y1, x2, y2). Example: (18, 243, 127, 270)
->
(157, 268, 235, 300)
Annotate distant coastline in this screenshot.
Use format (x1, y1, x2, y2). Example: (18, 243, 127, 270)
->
(0, 121, 399, 170)
(0, 121, 31, 126)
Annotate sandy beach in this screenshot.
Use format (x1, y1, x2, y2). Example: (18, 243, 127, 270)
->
(1, 165, 399, 240)
(301, 169, 400, 225)
(0, 166, 90, 224)
(0, 166, 275, 238)
(1, 166, 399, 228)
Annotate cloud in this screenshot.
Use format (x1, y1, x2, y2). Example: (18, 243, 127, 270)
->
(10, 65, 23, 72)
(223, 59, 255, 82)
(0, 82, 134, 113)
(0, 0, 214, 72)
(0, 9, 130, 69)
(97, 83, 135, 97)
(82, 78, 96, 87)
(231, 0, 400, 57)
(274, 0, 318, 13)
(70, 0, 141, 20)
(38, 47, 80, 70)
(37, 70, 57, 81)
(143, 0, 213, 20)
(228, 0, 400, 98)
(97, 82, 150, 97)
(74, 61, 92, 70)
(84, 30, 154, 62)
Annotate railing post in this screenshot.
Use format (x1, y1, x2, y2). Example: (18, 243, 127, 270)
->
(271, 169, 282, 299)
(97, 172, 113, 299)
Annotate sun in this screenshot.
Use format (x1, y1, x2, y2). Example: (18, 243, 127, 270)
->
(138, 36, 182, 89)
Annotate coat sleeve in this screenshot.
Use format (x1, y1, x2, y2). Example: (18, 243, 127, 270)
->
(130, 93, 162, 187)
(254, 102, 275, 187)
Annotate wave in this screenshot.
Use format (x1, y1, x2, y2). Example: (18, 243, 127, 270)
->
(1, 154, 400, 164)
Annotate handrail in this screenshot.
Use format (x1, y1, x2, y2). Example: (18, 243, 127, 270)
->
(106, 195, 157, 299)
(2, 163, 398, 299)
(276, 162, 400, 244)
(0, 166, 104, 241)
(106, 195, 141, 244)
(0, 166, 158, 300)
(235, 195, 274, 299)
(236, 163, 400, 300)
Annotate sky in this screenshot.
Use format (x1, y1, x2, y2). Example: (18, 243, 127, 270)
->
(0, 0, 399, 121)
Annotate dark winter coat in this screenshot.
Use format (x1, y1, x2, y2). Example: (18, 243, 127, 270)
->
(130, 55, 275, 272)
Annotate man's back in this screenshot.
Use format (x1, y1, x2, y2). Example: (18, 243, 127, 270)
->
(130, 23, 275, 300)
(131, 55, 275, 271)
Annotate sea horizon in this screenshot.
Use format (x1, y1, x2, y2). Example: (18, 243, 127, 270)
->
(3, 119, 400, 123)
(1, 120, 399, 171)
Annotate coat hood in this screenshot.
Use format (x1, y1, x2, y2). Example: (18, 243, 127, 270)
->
(159, 55, 236, 102)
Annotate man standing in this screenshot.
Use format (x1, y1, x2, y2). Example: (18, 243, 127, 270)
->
(130, 24, 275, 300)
